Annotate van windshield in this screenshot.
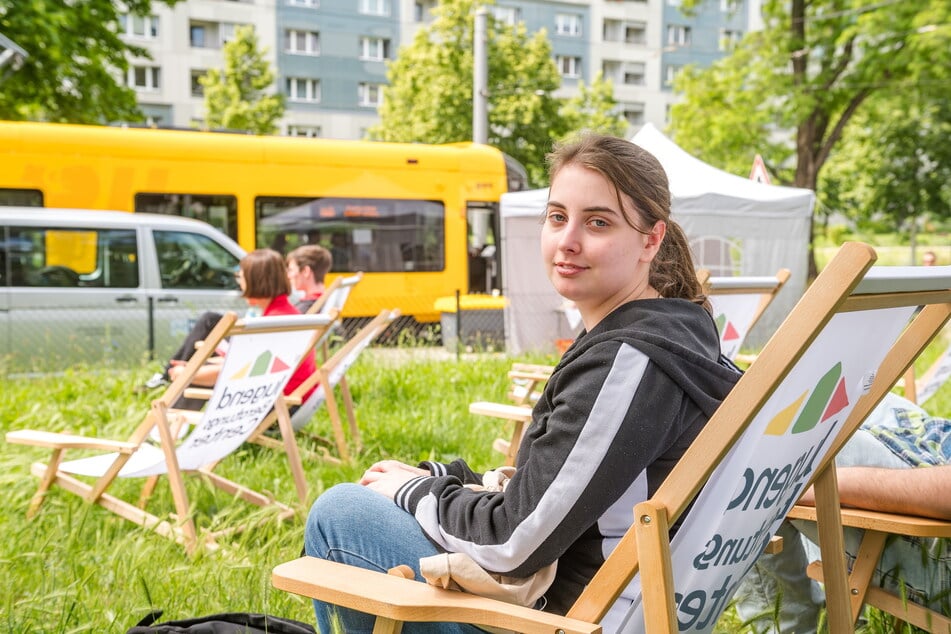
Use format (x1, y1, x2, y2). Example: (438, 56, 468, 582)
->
(154, 230, 241, 290)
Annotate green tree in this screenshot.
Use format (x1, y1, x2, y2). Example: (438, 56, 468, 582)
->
(371, 0, 624, 187)
(0, 0, 178, 123)
(200, 25, 284, 135)
(669, 0, 951, 275)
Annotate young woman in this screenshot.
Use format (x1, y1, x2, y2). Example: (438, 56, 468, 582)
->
(303, 134, 742, 633)
(168, 248, 318, 404)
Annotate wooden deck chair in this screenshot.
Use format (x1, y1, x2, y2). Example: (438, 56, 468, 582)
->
(271, 242, 951, 634)
(787, 504, 951, 632)
(5, 312, 335, 554)
(703, 268, 791, 362)
(471, 362, 554, 466)
(250, 308, 399, 464)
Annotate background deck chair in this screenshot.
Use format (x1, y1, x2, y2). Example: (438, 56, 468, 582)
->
(702, 268, 791, 362)
(271, 242, 951, 634)
(249, 308, 399, 464)
(5, 312, 335, 554)
(900, 334, 951, 405)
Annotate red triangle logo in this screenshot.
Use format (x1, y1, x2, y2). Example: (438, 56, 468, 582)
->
(270, 356, 290, 373)
(722, 322, 740, 341)
(821, 377, 849, 422)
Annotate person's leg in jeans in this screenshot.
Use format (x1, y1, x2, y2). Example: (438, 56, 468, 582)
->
(304, 483, 486, 634)
(734, 428, 912, 633)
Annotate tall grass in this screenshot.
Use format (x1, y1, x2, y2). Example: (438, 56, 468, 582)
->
(2, 343, 948, 633)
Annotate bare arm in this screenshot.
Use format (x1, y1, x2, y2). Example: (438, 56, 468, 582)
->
(799, 465, 951, 520)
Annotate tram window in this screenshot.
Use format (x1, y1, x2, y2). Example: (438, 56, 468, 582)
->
(0, 188, 43, 207)
(255, 196, 445, 273)
(135, 193, 238, 241)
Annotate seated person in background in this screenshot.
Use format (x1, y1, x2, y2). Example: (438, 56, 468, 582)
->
(286, 244, 332, 313)
(167, 248, 318, 409)
(140, 247, 328, 391)
(301, 133, 743, 633)
(734, 392, 951, 633)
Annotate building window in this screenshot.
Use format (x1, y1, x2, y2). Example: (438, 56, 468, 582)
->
(664, 64, 683, 87)
(666, 24, 692, 46)
(556, 55, 581, 79)
(129, 65, 161, 91)
(620, 102, 645, 126)
(719, 29, 742, 51)
(190, 24, 207, 48)
(119, 14, 159, 39)
(358, 82, 383, 107)
(492, 6, 521, 25)
(360, 36, 390, 61)
(555, 13, 582, 37)
(287, 77, 320, 102)
(623, 62, 646, 86)
(414, 0, 437, 22)
(220, 23, 238, 45)
(285, 29, 320, 55)
(359, 0, 390, 16)
(287, 0, 318, 6)
(720, 0, 740, 12)
(190, 70, 206, 97)
(287, 125, 321, 137)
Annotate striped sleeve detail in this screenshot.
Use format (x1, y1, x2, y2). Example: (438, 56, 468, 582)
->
(416, 343, 652, 573)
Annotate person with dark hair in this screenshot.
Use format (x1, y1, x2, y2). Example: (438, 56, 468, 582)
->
(139, 247, 327, 392)
(286, 244, 332, 313)
(301, 133, 743, 633)
(167, 249, 317, 403)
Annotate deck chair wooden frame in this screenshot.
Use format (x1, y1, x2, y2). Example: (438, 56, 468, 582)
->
(788, 496, 951, 632)
(272, 243, 951, 634)
(250, 308, 399, 464)
(6, 312, 336, 554)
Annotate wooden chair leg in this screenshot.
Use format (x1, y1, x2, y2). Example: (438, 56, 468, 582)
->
(28, 448, 64, 518)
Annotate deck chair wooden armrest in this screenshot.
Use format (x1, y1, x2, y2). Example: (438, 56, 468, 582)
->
(469, 402, 532, 422)
(183, 387, 213, 400)
(272, 557, 602, 634)
(507, 369, 554, 382)
(6, 430, 138, 453)
(787, 504, 951, 537)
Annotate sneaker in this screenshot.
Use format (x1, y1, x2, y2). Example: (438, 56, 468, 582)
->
(137, 372, 169, 392)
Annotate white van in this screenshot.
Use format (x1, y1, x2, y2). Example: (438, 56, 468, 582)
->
(0, 208, 247, 372)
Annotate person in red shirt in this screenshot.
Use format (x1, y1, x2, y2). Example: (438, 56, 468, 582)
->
(169, 248, 318, 405)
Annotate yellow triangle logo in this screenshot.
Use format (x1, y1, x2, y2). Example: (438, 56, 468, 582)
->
(229, 361, 251, 380)
(764, 390, 807, 436)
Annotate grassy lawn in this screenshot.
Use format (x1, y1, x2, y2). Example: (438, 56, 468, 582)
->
(3, 327, 949, 631)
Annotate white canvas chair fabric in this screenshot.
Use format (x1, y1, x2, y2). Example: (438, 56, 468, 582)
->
(271, 244, 951, 634)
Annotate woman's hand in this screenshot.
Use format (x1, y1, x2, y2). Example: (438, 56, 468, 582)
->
(359, 460, 429, 500)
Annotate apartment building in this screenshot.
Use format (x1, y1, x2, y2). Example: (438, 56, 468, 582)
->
(121, 0, 750, 138)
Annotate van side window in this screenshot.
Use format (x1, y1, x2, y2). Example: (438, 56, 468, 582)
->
(8, 227, 139, 288)
(0, 188, 43, 207)
(136, 193, 239, 242)
(154, 231, 241, 290)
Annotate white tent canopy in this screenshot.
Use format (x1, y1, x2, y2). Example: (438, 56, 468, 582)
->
(501, 124, 815, 354)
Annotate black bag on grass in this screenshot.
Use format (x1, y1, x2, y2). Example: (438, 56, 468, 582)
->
(127, 610, 316, 634)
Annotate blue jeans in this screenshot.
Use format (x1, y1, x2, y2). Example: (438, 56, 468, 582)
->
(304, 483, 488, 634)
(734, 426, 951, 633)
